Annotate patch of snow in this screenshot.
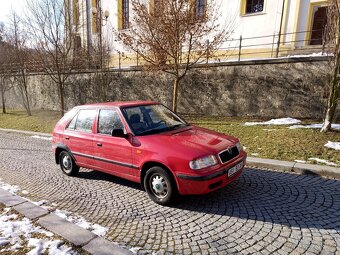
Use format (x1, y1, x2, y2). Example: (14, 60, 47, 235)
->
(31, 135, 52, 141)
(0, 211, 58, 253)
(21, 190, 29, 195)
(289, 123, 340, 130)
(32, 200, 49, 206)
(0, 182, 20, 194)
(130, 247, 142, 253)
(244, 118, 301, 126)
(308, 158, 337, 166)
(251, 153, 259, 156)
(27, 238, 77, 255)
(287, 52, 332, 58)
(324, 141, 340, 151)
(54, 210, 108, 237)
(263, 129, 276, 131)
(294, 160, 306, 164)
(41, 206, 55, 211)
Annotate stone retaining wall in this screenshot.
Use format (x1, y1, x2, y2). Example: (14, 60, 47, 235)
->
(3, 61, 336, 119)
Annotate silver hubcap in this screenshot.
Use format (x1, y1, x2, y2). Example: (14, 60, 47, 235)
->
(62, 155, 71, 171)
(151, 175, 168, 198)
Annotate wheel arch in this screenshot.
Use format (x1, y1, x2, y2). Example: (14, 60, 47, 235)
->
(140, 161, 178, 191)
(55, 144, 75, 165)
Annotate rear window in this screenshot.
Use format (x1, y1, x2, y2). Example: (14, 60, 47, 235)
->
(67, 109, 96, 132)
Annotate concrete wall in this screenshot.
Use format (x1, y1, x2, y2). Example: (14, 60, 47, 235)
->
(3, 61, 336, 119)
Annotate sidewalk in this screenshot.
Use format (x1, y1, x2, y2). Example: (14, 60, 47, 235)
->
(0, 188, 132, 255)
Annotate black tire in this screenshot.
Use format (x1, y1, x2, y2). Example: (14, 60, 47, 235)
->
(59, 151, 79, 176)
(144, 166, 176, 205)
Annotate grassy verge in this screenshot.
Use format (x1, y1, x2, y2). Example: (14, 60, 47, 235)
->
(0, 110, 60, 133)
(185, 116, 340, 166)
(0, 110, 339, 165)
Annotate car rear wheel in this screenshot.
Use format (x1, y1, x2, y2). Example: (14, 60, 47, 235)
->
(59, 151, 79, 176)
(144, 166, 175, 205)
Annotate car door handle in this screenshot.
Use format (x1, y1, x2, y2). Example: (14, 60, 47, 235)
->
(97, 143, 102, 147)
(65, 137, 70, 140)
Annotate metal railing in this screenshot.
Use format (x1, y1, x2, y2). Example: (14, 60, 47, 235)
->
(0, 29, 332, 74)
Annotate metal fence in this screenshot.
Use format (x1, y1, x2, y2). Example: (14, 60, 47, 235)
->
(0, 29, 331, 74)
(111, 29, 330, 69)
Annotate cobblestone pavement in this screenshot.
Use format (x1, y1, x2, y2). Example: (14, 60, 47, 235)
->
(0, 131, 339, 255)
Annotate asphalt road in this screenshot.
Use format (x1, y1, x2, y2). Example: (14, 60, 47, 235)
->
(0, 131, 339, 255)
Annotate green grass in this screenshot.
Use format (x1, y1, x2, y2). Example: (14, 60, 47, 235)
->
(0, 110, 60, 133)
(0, 111, 339, 165)
(185, 116, 340, 166)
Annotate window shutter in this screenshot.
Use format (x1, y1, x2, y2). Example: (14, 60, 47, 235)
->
(118, 0, 123, 30)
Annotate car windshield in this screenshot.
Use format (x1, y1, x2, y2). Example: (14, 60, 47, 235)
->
(122, 104, 188, 136)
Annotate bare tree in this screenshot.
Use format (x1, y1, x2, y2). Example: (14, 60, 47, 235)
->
(92, 25, 114, 102)
(25, 0, 80, 116)
(117, 0, 233, 112)
(7, 11, 32, 116)
(321, 0, 340, 132)
(0, 23, 13, 114)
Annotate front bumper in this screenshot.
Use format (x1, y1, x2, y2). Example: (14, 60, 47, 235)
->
(176, 153, 246, 195)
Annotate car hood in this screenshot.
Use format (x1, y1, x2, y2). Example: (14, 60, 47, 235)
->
(138, 125, 238, 159)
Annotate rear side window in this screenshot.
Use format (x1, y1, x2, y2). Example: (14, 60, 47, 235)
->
(73, 109, 96, 132)
(98, 109, 124, 135)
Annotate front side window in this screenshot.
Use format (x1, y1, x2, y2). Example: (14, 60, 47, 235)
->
(98, 109, 124, 135)
(122, 104, 187, 136)
(74, 109, 96, 132)
(246, 0, 264, 14)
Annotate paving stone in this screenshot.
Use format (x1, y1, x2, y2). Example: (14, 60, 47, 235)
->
(14, 201, 48, 219)
(0, 190, 26, 206)
(38, 213, 96, 246)
(83, 237, 132, 255)
(0, 131, 339, 255)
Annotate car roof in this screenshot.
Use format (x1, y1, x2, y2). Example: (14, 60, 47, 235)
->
(77, 101, 160, 108)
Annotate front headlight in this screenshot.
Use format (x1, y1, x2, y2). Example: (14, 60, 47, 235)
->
(189, 155, 218, 170)
(236, 142, 242, 152)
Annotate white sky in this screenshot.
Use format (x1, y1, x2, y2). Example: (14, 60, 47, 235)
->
(0, 0, 25, 23)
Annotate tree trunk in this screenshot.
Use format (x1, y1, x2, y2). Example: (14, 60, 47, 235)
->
(321, 53, 340, 132)
(172, 78, 180, 113)
(321, 101, 338, 132)
(24, 86, 32, 116)
(21, 69, 31, 116)
(0, 80, 6, 114)
(58, 79, 65, 117)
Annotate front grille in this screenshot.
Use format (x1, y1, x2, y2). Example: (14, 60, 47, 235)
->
(219, 146, 239, 164)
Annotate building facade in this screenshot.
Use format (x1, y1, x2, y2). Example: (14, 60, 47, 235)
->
(68, 0, 329, 67)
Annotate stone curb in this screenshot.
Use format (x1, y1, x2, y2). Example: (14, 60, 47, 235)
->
(1, 128, 339, 179)
(0, 188, 132, 255)
(247, 157, 340, 179)
(0, 128, 51, 137)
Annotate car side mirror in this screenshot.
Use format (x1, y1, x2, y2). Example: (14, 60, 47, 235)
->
(111, 128, 127, 138)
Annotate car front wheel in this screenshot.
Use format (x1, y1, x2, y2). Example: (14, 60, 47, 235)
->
(144, 166, 175, 205)
(59, 151, 79, 176)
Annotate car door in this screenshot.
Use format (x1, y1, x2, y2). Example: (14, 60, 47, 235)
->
(63, 108, 97, 168)
(93, 108, 135, 179)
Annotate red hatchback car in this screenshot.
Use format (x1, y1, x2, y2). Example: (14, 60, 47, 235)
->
(52, 101, 246, 205)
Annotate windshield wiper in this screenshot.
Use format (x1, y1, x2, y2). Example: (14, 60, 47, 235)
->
(137, 124, 187, 136)
(167, 124, 187, 131)
(137, 127, 169, 136)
